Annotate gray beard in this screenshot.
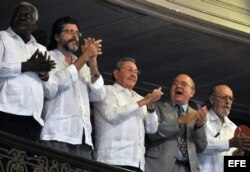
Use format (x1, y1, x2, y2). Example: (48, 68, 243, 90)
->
(63, 40, 78, 53)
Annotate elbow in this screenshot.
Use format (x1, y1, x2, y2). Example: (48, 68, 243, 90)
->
(146, 126, 158, 134)
(101, 111, 123, 125)
(197, 141, 208, 153)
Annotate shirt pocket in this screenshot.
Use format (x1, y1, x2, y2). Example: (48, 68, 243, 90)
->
(110, 141, 133, 159)
(6, 83, 22, 104)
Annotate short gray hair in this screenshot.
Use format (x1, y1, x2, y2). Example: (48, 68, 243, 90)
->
(16, 1, 39, 21)
(114, 57, 136, 70)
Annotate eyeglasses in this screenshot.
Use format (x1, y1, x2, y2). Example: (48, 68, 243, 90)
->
(62, 29, 82, 37)
(212, 95, 234, 102)
(172, 80, 192, 88)
(125, 68, 141, 76)
(118, 67, 141, 76)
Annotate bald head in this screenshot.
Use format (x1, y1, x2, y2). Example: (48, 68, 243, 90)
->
(209, 84, 234, 120)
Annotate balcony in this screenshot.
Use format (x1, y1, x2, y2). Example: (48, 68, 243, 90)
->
(0, 131, 132, 172)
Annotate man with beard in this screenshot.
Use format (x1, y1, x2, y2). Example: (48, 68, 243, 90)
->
(40, 16, 106, 159)
(145, 74, 207, 172)
(0, 2, 55, 142)
(198, 84, 250, 172)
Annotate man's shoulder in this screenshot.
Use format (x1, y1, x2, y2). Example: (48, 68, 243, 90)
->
(156, 100, 172, 108)
(0, 30, 10, 39)
(36, 43, 47, 51)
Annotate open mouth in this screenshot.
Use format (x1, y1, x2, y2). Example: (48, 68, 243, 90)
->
(175, 90, 183, 95)
(69, 40, 77, 44)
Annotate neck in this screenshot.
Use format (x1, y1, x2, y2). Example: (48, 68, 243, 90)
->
(219, 116, 225, 124)
(58, 48, 73, 64)
(19, 33, 31, 43)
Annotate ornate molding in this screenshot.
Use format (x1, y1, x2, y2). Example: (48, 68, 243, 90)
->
(0, 131, 130, 172)
(202, 0, 250, 14)
(107, 0, 249, 44)
(146, 0, 250, 33)
(0, 147, 87, 172)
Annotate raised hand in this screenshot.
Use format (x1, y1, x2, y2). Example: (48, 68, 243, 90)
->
(137, 87, 163, 109)
(232, 149, 244, 156)
(80, 38, 102, 63)
(21, 49, 56, 73)
(177, 106, 207, 126)
(229, 136, 250, 151)
(195, 106, 207, 127)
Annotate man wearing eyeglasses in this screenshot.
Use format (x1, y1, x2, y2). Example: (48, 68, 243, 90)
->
(198, 84, 250, 172)
(39, 16, 106, 159)
(145, 73, 207, 172)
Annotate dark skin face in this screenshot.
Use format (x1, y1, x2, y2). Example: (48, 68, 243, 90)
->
(10, 5, 37, 43)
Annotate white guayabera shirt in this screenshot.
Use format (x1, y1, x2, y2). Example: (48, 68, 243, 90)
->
(198, 109, 237, 172)
(93, 83, 158, 171)
(0, 28, 47, 126)
(40, 49, 106, 147)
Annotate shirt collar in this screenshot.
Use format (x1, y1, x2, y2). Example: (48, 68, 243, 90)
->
(7, 27, 37, 44)
(209, 109, 232, 125)
(173, 103, 188, 112)
(113, 82, 136, 96)
(54, 49, 77, 62)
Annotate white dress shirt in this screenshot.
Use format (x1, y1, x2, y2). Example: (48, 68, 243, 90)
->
(0, 28, 47, 126)
(93, 83, 158, 171)
(198, 109, 237, 172)
(40, 49, 106, 146)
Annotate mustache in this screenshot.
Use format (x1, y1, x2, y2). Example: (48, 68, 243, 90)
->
(68, 38, 78, 44)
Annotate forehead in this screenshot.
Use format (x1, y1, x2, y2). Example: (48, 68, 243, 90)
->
(174, 74, 192, 83)
(121, 61, 137, 68)
(15, 5, 34, 14)
(62, 23, 78, 30)
(215, 86, 233, 96)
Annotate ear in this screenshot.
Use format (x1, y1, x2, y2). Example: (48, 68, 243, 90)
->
(54, 34, 59, 42)
(190, 88, 195, 98)
(209, 95, 214, 104)
(113, 69, 119, 80)
(34, 22, 38, 30)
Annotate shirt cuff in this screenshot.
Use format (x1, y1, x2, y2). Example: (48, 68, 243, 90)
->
(219, 140, 230, 151)
(89, 74, 104, 90)
(13, 63, 21, 75)
(146, 111, 158, 121)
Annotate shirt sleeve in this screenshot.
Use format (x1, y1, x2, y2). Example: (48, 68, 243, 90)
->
(200, 139, 230, 155)
(43, 64, 77, 99)
(144, 110, 159, 134)
(88, 74, 106, 102)
(0, 35, 21, 78)
(94, 87, 140, 125)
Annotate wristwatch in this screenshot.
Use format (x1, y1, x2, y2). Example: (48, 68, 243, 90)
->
(91, 72, 100, 78)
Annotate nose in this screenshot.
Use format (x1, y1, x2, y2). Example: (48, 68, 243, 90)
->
(71, 32, 78, 37)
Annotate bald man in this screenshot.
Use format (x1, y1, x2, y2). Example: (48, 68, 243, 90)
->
(198, 84, 250, 172)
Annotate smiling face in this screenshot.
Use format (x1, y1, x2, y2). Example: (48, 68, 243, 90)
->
(209, 85, 233, 120)
(113, 60, 139, 90)
(170, 74, 195, 105)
